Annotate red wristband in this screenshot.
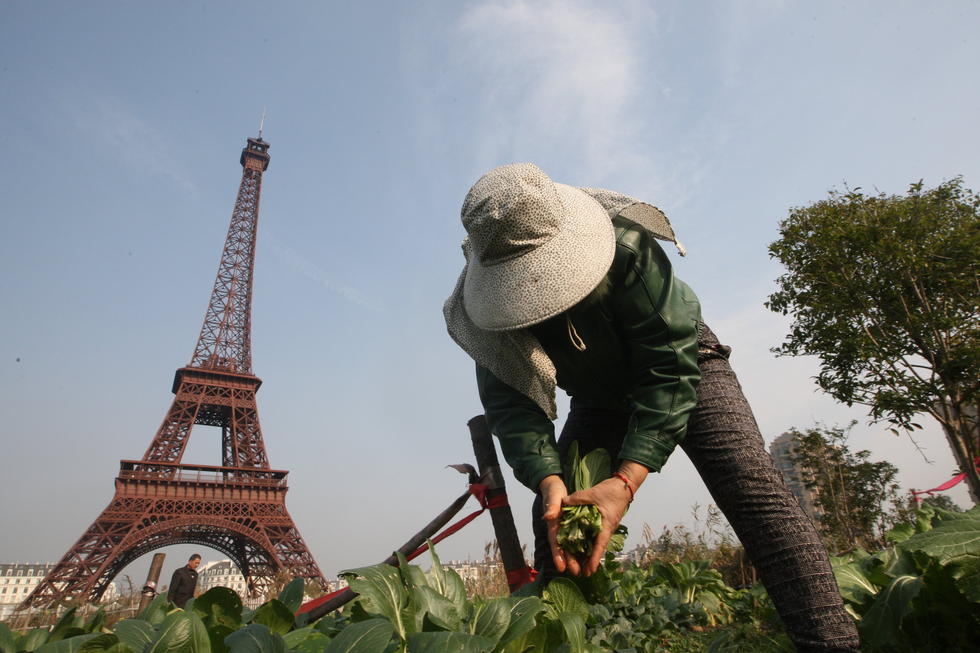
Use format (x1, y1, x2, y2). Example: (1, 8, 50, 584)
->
(613, 472, 635, 503)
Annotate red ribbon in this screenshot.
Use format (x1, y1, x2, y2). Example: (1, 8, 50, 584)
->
(297, 482, 525, 615)
(506, 566, 539, 586)
(911, 458, 980, 502)
(296, 586, 348, 615)
(403, 483, 508, 562)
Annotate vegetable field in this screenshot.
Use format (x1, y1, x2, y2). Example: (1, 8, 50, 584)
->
(2, 505, 977, 652)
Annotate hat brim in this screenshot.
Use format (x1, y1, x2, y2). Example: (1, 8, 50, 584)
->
(462, 183, 616, 331)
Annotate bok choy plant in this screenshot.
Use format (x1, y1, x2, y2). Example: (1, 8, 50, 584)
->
(557, 442, 628, 564)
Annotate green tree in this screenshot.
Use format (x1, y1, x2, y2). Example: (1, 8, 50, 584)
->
(891, 491, 964, 528)
(767, 179, 980, 501)
(918, 494, 963, 513)
(786, 424, 900, 552)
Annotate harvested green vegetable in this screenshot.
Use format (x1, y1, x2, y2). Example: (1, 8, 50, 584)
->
(557, 442, 628, 563)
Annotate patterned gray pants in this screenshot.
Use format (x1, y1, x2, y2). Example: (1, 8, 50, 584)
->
(532, 325, 860, 652)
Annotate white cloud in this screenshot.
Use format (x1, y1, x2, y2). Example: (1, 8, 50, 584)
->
(264, 229, 383, 313)
(59, 88, 196, 192)
(714, 0, 789, 89)
(452, 0, 659, 184)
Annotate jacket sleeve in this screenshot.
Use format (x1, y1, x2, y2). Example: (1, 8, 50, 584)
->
(611, 227, 702, 472)
(476, 364, 563, 491)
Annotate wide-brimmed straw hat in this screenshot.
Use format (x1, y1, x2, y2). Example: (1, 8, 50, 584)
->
(460, 163, 615, 331)
(445, 163, 684, 418)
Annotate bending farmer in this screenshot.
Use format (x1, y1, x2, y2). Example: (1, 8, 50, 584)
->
(444, 163, 859, 652)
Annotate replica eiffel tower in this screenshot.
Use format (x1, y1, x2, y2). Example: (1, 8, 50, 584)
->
(23, 131, 327, 609)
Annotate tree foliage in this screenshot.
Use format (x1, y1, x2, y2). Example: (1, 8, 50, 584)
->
(917, 494, 962, 514)
(767, 178, 980, 500)
(786, 424, 901, 552)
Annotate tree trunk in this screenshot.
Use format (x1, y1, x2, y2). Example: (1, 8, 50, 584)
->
(936, 405, 980, 504)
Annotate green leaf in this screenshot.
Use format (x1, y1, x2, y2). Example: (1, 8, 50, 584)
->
(496, 596, 545, 647)
(0, 623, 16, 653)
(578, 449, 611, 491)
(224, 624, 286, 653)
(832, 561, 878, 607)
(947, 556, 980, 603)
(311, 615, 343, 638)
(322, 618, 393, 653)
(557, 613, 586, 653)
(76, 634, 131, 653)
(36, 635, 100, 653)
(499, 620, 550, 653)
(509, 575, 545, 598)
(466, 598, 510, 645)
(606, 526, 627, 554)
(396, 552, 430, 592)
(342, 564, 408, 640)
(137, 595, 173, 626)
(423, 547, 466, 615)
(18, 628, 51, 652)
(933, 505, 979, 523)
(187, 611, 213, 653)
(251, 600, 295, 636)
(277, 579, 305, 614)
(145, 611, 197, 653)
(405, 632, 494, 653)
(193, 588, 244, 630)
(49, 608, 81, 642)
(406, 585, 460, 632)
(869, 547, 923, 587)
(346, 602, 372, 624)
(858, 575, 922, 649)
(280, 627, 314, 649)
(557, 448, 619, 560)
(899, 514, 980, 566)
(61, 630, 89, 642)
(885, 523, 916, 545)
(898, 513, 980, 603)
(291, 633, 329, 653)
(83, 609, 107, 634)
(542, 578, 589, 621)
(205, 626, 233, 653)
(112, 619, 155, 653)
(396, 551, 454, 633)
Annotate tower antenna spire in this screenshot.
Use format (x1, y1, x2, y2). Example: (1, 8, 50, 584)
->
(258, 108, 266, 139)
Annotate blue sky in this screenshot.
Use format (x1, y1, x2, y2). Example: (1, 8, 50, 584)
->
(1, 1, 977, 586)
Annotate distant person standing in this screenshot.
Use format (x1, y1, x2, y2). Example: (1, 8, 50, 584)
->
(167, 553, 201, 608)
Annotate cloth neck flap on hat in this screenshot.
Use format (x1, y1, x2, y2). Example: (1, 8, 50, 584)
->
(444, 189, 685, 419)
(579, 188, 686, 256)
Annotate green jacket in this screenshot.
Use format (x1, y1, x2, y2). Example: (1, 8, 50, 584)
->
(476, 217, 703, 491)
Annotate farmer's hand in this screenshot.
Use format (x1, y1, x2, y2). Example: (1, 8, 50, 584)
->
(538, 474, 578, 575)
(565, 461, 648, 576)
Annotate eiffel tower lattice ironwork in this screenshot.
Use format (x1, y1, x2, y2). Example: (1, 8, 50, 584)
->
(23, 134, 327, 609)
